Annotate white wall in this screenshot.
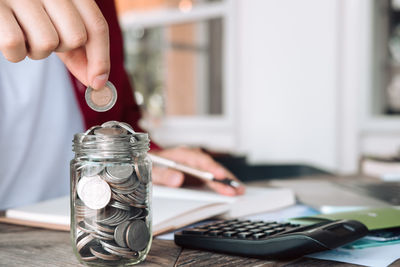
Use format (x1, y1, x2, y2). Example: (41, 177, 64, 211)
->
(235, 0, 340, 171)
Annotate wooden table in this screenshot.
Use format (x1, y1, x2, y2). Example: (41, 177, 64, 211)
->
(1, 176, 400, 266)
(0, 222, 372, 267)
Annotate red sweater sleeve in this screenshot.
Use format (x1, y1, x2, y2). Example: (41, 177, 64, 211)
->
(69, 0, 160, 150)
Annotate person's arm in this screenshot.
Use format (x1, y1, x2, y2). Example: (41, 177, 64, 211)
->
(0, 0, 109, 90)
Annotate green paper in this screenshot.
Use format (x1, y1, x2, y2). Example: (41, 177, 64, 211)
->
(290, 207, 400, 230)
(344, 238, 400, 249)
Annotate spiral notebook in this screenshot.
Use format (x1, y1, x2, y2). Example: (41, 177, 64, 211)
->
(0, 185, 295, 235)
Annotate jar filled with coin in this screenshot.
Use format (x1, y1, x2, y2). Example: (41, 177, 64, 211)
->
(70, 121, 152, 266)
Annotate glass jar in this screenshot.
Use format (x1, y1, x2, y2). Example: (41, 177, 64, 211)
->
(70, 121, 152, 266)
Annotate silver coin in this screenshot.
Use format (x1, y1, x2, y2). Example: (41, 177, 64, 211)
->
(134, 157, 150, 184)
(92, 221, 115, 234)
(85, 81, 117, 112)
(76, 233, 97, 261)
(76, 233, 95, 252)
(135, 209, 148, 220)
(113, 221, 131, 248)
(80, 175, 111, 210)
(93, 127, 126, 136)
(117, 122, 135, 135)
(127, 207, 143, 220)
(96, 208, 119, 224)
(109, 200, 130, 211)
(90, 245, 120, 261)
(97, 208, 130, 226)
(125, 220, 150, 252)
(77, 220, 95, 234)
(104, 247, 138, 259)
(99, 240, 136, 259)
(82, 165, 104, 177)
(106, 164, 133, 180)
(77, 176, 96, 200)
(83, 125, 102, 136)
(91, 231, 114, 241)
(109, 175, 139, 193)
(101, 121, 120, 128)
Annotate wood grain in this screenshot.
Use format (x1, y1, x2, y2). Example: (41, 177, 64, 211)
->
(0, 223, 180, 267)
(1, 222, 400, 267)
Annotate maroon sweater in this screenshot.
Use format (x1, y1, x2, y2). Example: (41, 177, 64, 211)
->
(68, 1, 159, 150)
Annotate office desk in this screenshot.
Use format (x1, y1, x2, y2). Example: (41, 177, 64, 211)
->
(1, 176, 400, 267)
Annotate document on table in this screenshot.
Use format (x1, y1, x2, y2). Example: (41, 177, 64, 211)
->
(308, 243, 400, 267)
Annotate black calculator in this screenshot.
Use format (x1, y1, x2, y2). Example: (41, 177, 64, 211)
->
(174, 219, 368, 259)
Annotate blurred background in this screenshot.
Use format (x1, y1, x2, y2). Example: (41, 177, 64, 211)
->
(114, 0, 400, 177)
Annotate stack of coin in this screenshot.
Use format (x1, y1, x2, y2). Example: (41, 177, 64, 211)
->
(73, 121, 151, 263)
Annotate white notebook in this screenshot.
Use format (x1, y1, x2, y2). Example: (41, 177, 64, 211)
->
(0, 185, 295, 235)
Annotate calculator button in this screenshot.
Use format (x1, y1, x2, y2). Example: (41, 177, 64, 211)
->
(245, 225, 258, 229)
(269, 223, 280, 228)
(264, 230, 277, 236)
(260, 226, 273, 231)
(222, 231, 237, 237)
(237, 232, 253, 238)
(274, 227, 286, 233)
(252, 233, 266, 239)
(208, 226, 220, 230)
(235, 228, 248, 232)
(279, 222, 291, 226)
(198, 224, 213, 229)
(183, 229, 209, 235)
(249, 229, 263, 234)
(223, 227, 235, 232)
(208, 230, 223, 236)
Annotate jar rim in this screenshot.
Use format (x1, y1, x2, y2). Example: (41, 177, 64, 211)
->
(72, 132, 149, 154)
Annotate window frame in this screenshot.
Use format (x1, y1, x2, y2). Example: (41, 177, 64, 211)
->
(118, 0, 238, 150)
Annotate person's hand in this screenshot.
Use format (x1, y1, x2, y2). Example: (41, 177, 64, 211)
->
(151, 147, 245, 196)
(0, 0, 109, 89)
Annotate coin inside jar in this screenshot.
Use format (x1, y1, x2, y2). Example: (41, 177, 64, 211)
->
(85, 81, 117, 112)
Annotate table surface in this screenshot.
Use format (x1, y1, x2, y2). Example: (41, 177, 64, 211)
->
(1, 175, 400, 267)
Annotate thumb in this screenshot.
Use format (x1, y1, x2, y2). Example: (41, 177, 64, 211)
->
(152, 167, 184, 188)
(57, 48, 109, 89)
(57, 48, 90, 87)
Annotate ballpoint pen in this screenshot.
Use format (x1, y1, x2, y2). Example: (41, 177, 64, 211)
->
(148, 154, 241, 189)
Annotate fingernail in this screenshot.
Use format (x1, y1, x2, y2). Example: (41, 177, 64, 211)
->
(169, 173, 183, 187)
(92, 74, 108, 90)
(215, 167, 226, 177)
(223, 186, 236, 196)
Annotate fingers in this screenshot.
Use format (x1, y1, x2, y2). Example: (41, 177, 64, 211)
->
(43, 0, 90, 86)
(152, 147, 246, 196)
(72, 0, 110, 89)
(9, 0, 59, 60)
(152, 166, 184, 188)
(0, 3, 26, 62)
(42, 0, 87, 52)
(0, 0, 109, 90)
